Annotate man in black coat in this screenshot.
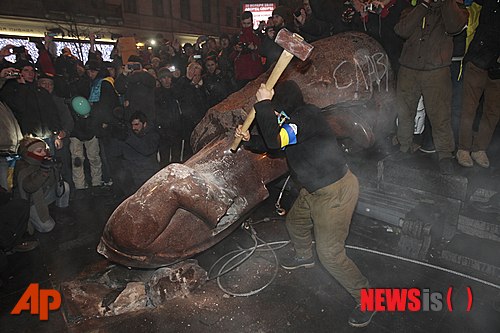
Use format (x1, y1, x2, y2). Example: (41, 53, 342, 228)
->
(120, 111, 160, 195)
(154, 67, 183, 167)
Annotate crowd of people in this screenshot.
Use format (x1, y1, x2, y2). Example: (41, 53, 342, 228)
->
(0, 0, 498, 326)
(0, 2, 339, 246)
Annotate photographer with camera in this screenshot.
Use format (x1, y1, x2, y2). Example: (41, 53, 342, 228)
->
(230, 11, 263, 91)
(13, 137, 70, 233)
(0, 61, 65, 157)
(115, 55, 157, 126)
(0, 66, 20, 89)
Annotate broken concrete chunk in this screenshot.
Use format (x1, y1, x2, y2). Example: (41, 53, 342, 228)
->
(109, 282, 149, 316)
(147, 260, 208, 306)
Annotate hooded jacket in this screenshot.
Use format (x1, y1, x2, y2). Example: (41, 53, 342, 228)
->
(245, 84, 348, 193)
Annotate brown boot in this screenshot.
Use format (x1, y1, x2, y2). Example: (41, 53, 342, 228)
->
(471, 151, 490, 168)
(456, 150, 473, 168)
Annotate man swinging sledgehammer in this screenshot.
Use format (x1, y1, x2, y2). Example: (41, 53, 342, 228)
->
(235, 81, 376, 328)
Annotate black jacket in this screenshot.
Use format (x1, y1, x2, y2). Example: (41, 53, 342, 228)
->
(115, 71, 157, 124)
(202, 70, 230, 108)
(246, 100, 348, 192)
(464, 0, 500, 70)
(154, 85, 182, 140)
(122, 125, 160, 187)
(175, 76, 208, 139)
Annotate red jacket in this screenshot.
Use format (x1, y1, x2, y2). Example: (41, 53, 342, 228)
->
(230, 27, 263, 81)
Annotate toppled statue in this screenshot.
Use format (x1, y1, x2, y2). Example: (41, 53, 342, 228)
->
(98, 31, 397, 268)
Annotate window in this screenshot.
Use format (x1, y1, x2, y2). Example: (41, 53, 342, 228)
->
(180, 0, 190, 20)
(226, 6, 233, 27)
(124, 0, 137, 14)
(202, 0, 211, 23)
(152, 0, 164, 17)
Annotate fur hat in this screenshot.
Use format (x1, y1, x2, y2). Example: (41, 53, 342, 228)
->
(18, 137, 47, 156)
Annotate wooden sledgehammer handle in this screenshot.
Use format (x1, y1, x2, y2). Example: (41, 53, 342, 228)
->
(230, 50, 295, 152)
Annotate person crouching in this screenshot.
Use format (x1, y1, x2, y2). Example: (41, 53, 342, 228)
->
(13, 137, 70, 233)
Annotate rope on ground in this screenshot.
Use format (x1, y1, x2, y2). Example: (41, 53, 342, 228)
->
(207, 216, 500, 297)
(207, 217, 290, 297)
(345, 244, 500, 290)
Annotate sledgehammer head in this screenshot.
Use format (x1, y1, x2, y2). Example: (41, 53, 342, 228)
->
(274, 29, 314, 61)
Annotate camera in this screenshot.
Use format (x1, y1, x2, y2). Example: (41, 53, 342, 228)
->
(127, 63, 142, 71)
(237, 41, 252, 54)
(294, 8, 303, 17)
(8, 71, 21, 77)
(193, 54, 202, 59)
(168, 65, 176, 72)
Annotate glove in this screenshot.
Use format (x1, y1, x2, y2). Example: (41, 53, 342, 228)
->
(40, 159, 55, 172)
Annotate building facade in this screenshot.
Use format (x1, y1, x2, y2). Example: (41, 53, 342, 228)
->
(0, 0, 244, 46)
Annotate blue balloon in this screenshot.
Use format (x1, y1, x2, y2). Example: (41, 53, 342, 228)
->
(71, 96, 91, 117)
